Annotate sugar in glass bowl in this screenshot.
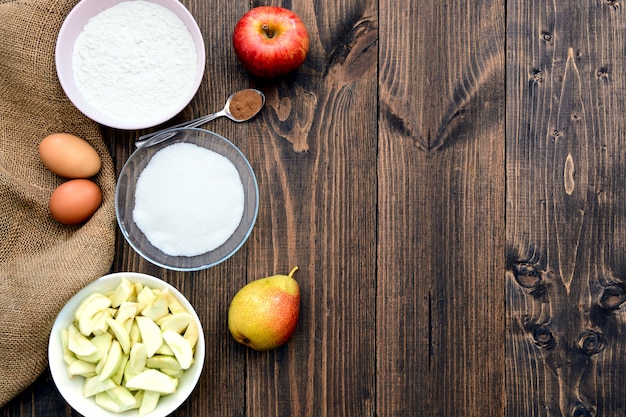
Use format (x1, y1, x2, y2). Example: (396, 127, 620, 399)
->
(55, 0, 206, 130)
(115, 128, 259, 271)
(48, 272, 205, 417)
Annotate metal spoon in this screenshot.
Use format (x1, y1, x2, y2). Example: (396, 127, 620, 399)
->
(135, 88, 265, 148)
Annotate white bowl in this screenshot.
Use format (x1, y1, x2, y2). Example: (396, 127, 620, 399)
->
(48, 272, 205, 417)
(55, 0, 206, 130)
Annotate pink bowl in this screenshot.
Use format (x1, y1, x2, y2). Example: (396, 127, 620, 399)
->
(55, 0, 206, 130)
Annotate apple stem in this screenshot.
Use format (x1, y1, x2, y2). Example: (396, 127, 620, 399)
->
(261, 24, 274, 38)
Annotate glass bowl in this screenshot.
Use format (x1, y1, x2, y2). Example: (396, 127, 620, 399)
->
(48, 272, 205, 417)
(115, 128, 258, 271)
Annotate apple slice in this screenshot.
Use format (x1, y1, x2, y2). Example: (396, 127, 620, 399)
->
(129, 320, 141, 346)
(82, 375, 116, 398)
(125, 369, 178, 394)
(155, 342, 174, 356)
(166, 291, 188, 315)
(67, 360, 97, 379)
(67, 324, 97, 357)
(99, 340, 122, 381)
(159, 313, 192, 334)
(105, 385, 137, 411)
(77, 294, 112, 336)
(183, 320, 199, 349)
(141, 288, 169, 322)
(106, 317, 131, 354)
(60, 328, 77, 366)
(115, 301, 139, 332)
(95, 390, 131, 413)
(138, 390, 160, 417)
(160, 368, 184, 378)
(125, 342, 148, 378)
(108, 277, 135, 308)
(135, 316, 162, 357)
(90, 309, 112, 336)
(137, 286, 156, 307)
(146, 354, 182, 370)
(74, 293, 104, 321)
(112, 353, 128, 386)
(162, 330, 193, 370)
(76, 332, 112, 364)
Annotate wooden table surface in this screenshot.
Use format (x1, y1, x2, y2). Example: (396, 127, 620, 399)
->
(4, 0, 626, 416)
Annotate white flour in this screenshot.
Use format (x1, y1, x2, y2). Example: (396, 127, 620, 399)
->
(72, 1, 198, 125)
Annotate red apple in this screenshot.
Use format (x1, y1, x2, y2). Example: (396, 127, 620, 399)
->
(232, 6, 310, 78)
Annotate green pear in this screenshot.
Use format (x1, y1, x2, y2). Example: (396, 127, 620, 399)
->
(228, 266, 300, 351)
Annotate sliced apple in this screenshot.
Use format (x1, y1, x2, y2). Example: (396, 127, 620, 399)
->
(155, 342, 174, 356)
(77, 294, 112, 336)
(90, 309, 112, 336)
(129, 320, 141, 346)
(162, 330, 193, 370)
(82, 375, 116, 398)
(108, 277, 135, 308)
(136, 286, 156, 307)
(126, 342, 147, 377)
(67, 360, 97, 379)
(146, 354, 182, 370)
(105, 385, 137, 411)
(99, 340, 122, 381)
(125, 369, 178, 394)
(160, 368, 184, 378)
(67, 324, 97, 357)
(74, 293, 104, 321)
(166, 291, 188, 315)
(138, 390, 160, 417)
(115, 301, 139, 332)
(183, 320, 199, 349)
(159, 313, 192, 334)
(135, 316, 162, 358)
(106, 317, 131, 354)
(95, 390, 127, 413)
(141, 288, 169, 322)
(112, 353, 128, 386)
(60, 328, 77, 366)
(76, 332, 112, 364)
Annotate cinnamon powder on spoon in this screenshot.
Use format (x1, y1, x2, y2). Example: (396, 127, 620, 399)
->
(228, 90, 263, 120)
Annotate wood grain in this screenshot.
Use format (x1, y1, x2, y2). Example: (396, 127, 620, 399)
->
(6, 0, 626, 416)
(378, 0, 505, 415)
(244, 1, 378, 415)
(506, 1, 626, 415)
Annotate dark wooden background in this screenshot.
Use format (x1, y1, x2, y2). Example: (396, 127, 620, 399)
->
(3, 0, 626, 416)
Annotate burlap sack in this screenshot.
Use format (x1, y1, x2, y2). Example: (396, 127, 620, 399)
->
(0, 0, 117, 406)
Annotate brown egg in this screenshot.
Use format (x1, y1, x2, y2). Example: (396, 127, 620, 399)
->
(49, 179, 102, 225)
(39, 133, 102, 178)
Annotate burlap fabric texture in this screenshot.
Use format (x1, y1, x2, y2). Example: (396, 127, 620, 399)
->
(0, 0, 117, 406)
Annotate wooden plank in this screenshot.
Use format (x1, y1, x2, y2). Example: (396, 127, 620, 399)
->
(377, 0, 506, 415)
(242, 1, 379, 416)
(506, 1, 626, 415)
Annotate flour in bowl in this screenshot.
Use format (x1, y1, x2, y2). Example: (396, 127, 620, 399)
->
(72, 0, 198, 125)
(132, 143, 245, 257)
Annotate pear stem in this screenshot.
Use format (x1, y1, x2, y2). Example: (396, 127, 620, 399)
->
(288, 266, 299, 278)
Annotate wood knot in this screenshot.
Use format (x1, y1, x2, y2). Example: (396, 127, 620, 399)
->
(577, 330, 605, 355)
(572, 403, 595, 417)
(512, 263, 548, 300)
(530, 324, 555, 349)
(541, 31, 553, 43)
(599, 284, 626, 310)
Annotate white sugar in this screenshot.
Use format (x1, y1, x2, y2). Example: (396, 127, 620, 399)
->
(133, 143, 245, 257)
